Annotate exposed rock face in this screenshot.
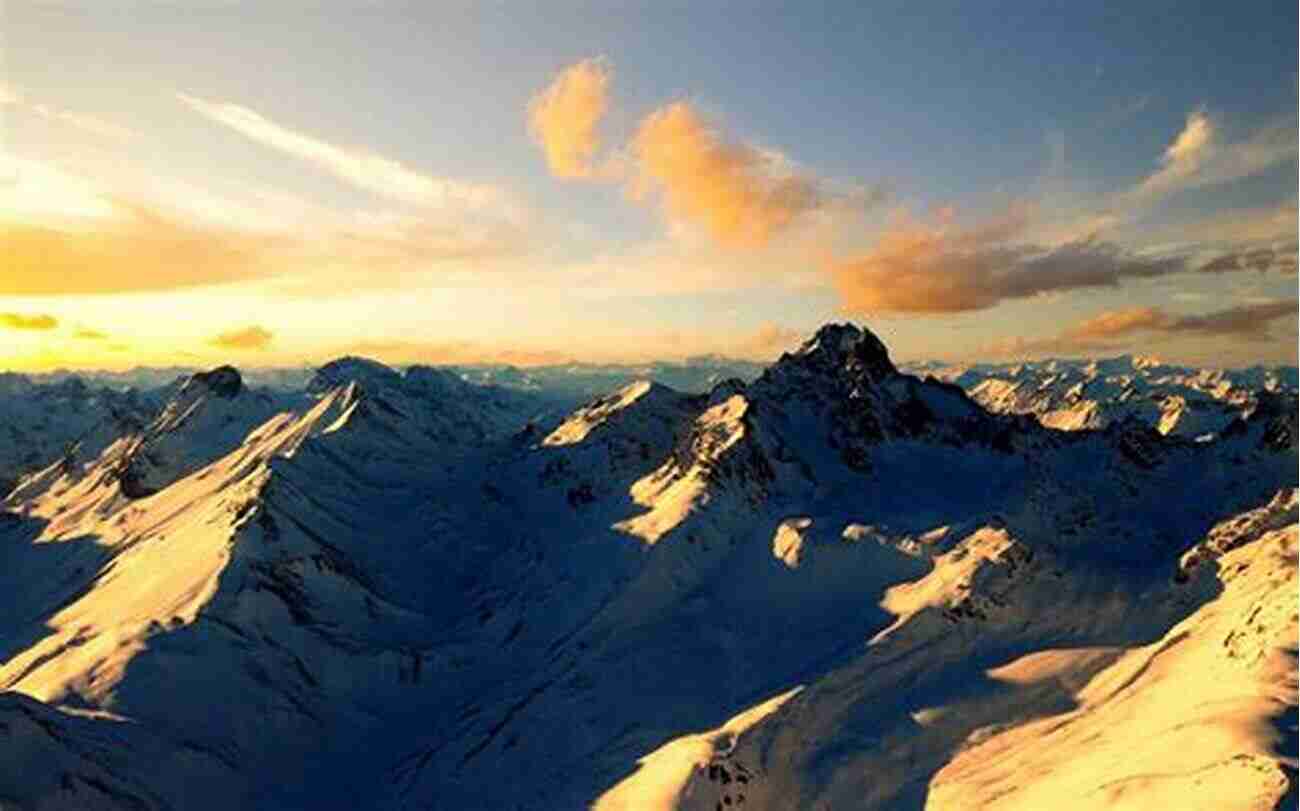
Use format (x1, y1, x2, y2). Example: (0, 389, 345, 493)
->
(188, 365, 244, 399)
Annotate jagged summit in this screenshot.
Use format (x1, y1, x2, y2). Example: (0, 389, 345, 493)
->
(781, 322, 897, 383)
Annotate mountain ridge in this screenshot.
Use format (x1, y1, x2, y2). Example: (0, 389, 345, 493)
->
(0, 322, 1294, 810)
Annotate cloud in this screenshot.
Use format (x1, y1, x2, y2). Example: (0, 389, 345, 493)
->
(0, 156, 529, 296)
(1130, 109, 1296, 203)
(177, 93, 517, 217)
(1, 199, 285, 295)
(628, 102, 823, 248)
(1, 204, 526, 296)
(528, 58, 612, 179)
(1, 85, 134, 141)
(828, 206, 1187, 315)
(527, 61, 853, 249)
(0, 313, 58, 330)
(1197, 242, 1298, 276)
(31, 104, 135, 141)
(1060, 307, 1171, 341)
(1144, 200, 1298, 247)
(1163, 299, 1296, 339)
(73, 327, 109, 340)
(209, 325, 274, 351)
(1132, 109, 1215, 200)
(982, 298, 1297, 358)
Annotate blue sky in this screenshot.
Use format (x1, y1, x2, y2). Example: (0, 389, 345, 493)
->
(2, 1, 1296, 369)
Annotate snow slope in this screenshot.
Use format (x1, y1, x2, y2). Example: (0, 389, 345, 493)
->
(0, 326, 1294, 810)
(909, 355, 1298, 439)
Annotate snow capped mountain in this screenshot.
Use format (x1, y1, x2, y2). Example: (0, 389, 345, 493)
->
(0, 326, 1294, 810)
(0, 375, 161, 497)
(910, 355, 1298, 439)
(4, 366, 296, 511)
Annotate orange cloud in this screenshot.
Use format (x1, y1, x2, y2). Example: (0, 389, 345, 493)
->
(1062, 307, 1172, 341)
(1, 201, 283, 295)
(0, 185, 527, 296)
(0, 313, 58, 330)
(527, 58, 612, 179)
(210, 325, 274, 351)
(982, 298, 1298, 359)
(828, 206, 1189, 314)
(628, 102, 820, 248)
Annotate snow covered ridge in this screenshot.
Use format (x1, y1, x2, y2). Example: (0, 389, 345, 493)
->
(0, 374, 163, 497)
(904, 354, 1299, 438)
(0, 323, 1296, 810)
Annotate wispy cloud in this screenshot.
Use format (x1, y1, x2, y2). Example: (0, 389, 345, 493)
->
(0, 313, 58, 330)
(1, 197, 284, 295)
(177, 92, 518, 217)
(1128, 109, 1297, 204)
(31, 104, 135, 141)
(73, 327, 109, 341)
(528, 58, 612, 179)
(1, 84, 135, 141)
(210, 325, 274, 350)
(0, 155, 529, 296)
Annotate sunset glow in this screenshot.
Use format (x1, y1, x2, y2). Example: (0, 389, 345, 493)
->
(3, 3, 1296, 371)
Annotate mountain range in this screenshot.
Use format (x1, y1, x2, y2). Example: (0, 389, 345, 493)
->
(0, 323, 1295, 810)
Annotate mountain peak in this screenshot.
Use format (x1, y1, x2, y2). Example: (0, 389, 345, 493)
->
(185, 365, 243, 399)
(308, 356, 401, 395)
(784, 322, 896, 381)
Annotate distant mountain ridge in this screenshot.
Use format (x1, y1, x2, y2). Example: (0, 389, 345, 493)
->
(902, 355, 1298, 438)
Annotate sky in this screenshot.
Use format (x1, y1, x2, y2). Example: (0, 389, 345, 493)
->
(2, 1, 1297, 371)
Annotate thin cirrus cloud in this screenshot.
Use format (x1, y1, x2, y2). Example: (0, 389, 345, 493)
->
(177, 93, 517, 217)
(528, 59, 837, 249)
(0, 145, 528, 297)
(0, 313, 59, 330)
(826, 205, 1188, 315)
(31, 104, 136, 142)
(1125, 108, 1297, 205)
(527, 58, 613, 179)
(1, 84, 135, 141)
(209, 325, 274, 351)
(1, 200, 525, 296)
(1132, 109, 1215, 200)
